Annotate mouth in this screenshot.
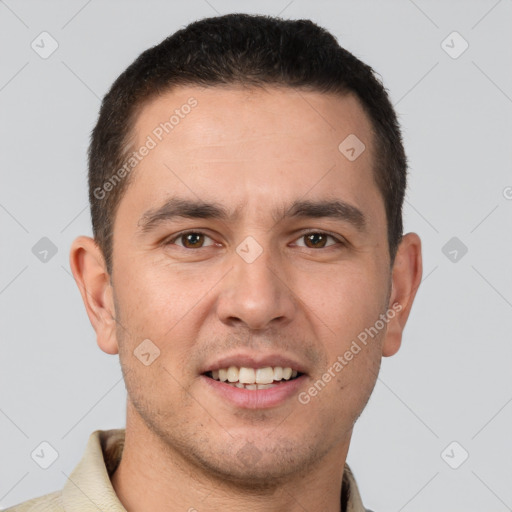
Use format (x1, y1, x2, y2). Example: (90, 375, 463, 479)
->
(200, 354, 308, 408)
(203, 366, 304, 390)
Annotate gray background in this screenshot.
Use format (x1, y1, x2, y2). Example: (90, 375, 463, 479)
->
(1, 0, 511, 510)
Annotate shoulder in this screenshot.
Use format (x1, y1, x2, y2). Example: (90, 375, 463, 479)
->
(2, 490, 63, 512)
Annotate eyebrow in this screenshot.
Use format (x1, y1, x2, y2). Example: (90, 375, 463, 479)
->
(137, 197, 366, 233)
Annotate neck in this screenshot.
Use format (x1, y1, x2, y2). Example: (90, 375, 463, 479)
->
(111, 401, 350, 512)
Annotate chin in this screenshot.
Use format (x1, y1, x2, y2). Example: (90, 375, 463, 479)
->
(180, 433, 330, 489)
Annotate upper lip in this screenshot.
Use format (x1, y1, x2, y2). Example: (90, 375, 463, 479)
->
(201, 352, 308, 375)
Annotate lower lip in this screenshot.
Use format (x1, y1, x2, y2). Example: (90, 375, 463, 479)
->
(200, 375, 307, 409)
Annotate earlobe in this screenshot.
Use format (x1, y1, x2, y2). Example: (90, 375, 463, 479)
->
(382, 233, 422, 357)
(69, 236, 119, 355)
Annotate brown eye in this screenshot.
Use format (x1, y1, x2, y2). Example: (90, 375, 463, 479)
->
(182, 233, 204, 248)
(169, 232, 215, 249)
(305, 233, 327, 248)
(296, 232, 339, 249)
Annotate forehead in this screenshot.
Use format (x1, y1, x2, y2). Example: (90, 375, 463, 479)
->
(133, 85, 374, 162)
(118, 85, 382, 231)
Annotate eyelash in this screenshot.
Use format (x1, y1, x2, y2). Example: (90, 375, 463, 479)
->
(165, 230, 345, 250)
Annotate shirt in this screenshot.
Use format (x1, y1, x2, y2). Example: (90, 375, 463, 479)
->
(4, 429, 373, 512)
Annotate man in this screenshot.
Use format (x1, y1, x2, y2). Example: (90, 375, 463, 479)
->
(7, 13, 422, 512)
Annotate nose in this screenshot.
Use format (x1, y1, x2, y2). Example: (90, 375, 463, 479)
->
(215, 243, 297, 331)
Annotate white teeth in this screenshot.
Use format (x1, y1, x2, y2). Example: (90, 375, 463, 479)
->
(273, 367, 283, 380)
(239, 367, 256, 384)
(209, 365, 300, 388)
(256, 383, 274, 390)
(227, 366, 239, 382)
(256, 367, 274, 384)
(226, 382, 277, 390)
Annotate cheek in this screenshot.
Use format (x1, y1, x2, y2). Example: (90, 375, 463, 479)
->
(304, 261, 387, 402)
(119, 350, 196, 431)
(303, 261, 389, 341)
(112, 258, 220, 398)
(114, 307, 195, 420)
(113, 255, 214, 342)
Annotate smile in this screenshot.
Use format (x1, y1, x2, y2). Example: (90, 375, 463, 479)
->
(205, 366, 301, 390)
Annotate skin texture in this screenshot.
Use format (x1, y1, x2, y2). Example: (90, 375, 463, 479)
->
(70, 85, 422, 512)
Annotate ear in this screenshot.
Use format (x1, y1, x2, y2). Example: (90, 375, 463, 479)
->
(382, 232, 422, 357)
(69, 236, 119, 355)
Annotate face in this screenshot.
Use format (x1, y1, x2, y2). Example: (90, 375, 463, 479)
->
(75, 85, 419, 485)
